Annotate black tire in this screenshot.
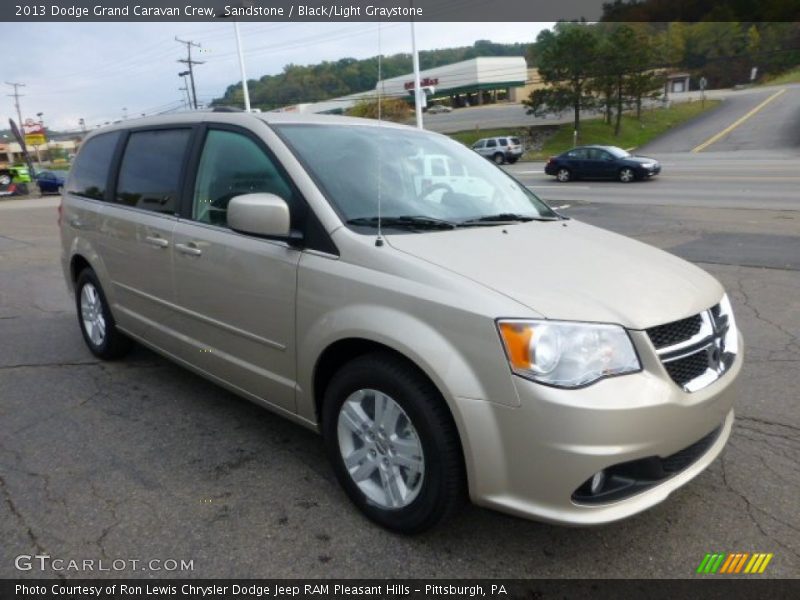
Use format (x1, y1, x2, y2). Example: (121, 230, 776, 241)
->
(507, 157, 519, 164)
(556, 167, 571, 182)
(75, 268, 132, 360)
(493, 153, 505, 165)
(619, 167, 635, 183)
(322, 353, 465, 533)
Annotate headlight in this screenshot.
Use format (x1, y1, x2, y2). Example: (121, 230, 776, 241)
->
(497, 319, 641, 388)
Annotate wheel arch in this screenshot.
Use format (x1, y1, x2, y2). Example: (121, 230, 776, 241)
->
(311, 335, 470, 492)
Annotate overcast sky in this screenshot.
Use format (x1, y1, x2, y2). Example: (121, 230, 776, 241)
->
(2, 22, 551, 131)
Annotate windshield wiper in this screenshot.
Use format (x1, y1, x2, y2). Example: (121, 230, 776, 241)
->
(459, 213, 558, 226)
(346, 215, 458, 230)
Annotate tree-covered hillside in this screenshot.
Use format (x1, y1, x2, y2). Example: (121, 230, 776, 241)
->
(211, 40, 530, 110)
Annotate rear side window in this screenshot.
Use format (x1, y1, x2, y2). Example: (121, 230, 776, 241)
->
(499, 138, 508, 146)
(115, 129, 191, 214)
(66, 132, 121, 200)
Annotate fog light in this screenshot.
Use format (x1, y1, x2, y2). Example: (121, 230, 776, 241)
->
(590, 471, 606, 495)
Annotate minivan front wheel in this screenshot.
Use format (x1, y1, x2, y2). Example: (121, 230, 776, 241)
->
(322, 353, 464, 533)
(75, 269, 132, 360)
(493, 153, 505, 165)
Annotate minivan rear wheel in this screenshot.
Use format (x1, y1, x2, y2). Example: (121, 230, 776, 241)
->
(75, 269, 132, 360)
(322, 353, 464, 533)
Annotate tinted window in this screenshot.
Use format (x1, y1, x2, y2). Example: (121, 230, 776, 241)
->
(115, 129, 191, 214)
(509, 137, 520, 145)
(192, 129, 295, 228)
(66, 132, 121, 200)
(566, 149, 587, 159)
(486, 139, 497, 148)
(499, 138, 508, 146)
(473, 140, 485, 149)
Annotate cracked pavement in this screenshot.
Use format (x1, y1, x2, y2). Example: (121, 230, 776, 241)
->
(0, 192, 798, 579)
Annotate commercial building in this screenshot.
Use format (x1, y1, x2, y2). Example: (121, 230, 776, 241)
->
(275, 56, 532, 115)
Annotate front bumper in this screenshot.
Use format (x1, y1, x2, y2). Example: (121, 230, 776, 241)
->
(454, 332, 742, 525)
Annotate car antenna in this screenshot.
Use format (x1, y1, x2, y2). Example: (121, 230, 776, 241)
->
(375, 22, 384, 248)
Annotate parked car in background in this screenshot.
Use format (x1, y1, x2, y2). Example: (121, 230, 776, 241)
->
(0, 165, 32, 196)
(472, 136, 523, 164)
(35, 170, 66, 195)
(426, 104, 453, 114)
(545, 146, 661, 183)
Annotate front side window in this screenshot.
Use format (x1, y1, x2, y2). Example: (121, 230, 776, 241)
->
(486, 139, 497, 148)
(115, 129, 191, 214)
(66, 131, 121, 200)
(274, 124, 556, 228)
(192, 129, 294, 228)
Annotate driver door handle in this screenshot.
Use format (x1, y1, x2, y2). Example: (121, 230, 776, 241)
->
(175, 242, 202, 257)
(144, 235, 169, 248)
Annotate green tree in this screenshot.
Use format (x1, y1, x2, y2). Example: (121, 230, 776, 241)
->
(523, 23, 598, 134)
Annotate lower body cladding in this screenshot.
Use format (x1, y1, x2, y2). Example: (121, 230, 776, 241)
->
(453, 344, 742, 525)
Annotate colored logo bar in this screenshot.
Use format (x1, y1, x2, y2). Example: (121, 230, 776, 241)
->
(696, 552, 774, 574)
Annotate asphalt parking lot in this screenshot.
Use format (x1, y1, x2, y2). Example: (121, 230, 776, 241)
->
(1, 147, 798, 579)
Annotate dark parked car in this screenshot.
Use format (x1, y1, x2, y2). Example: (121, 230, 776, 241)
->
(35, 170, 66, 195)
(545, 145, 661, 183)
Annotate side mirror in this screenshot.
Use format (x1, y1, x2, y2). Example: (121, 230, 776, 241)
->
(227, 193, 291, 240)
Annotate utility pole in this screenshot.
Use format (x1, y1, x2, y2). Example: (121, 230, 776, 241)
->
(176, 37, 203, 110)
(5, 81, 25, 127)
(178, 71, 193, 109)
(179, 85, 191, 109)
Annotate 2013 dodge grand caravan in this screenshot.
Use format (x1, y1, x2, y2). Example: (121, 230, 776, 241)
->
(60, 111, 742, 533)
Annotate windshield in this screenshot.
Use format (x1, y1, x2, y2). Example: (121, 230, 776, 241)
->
(606, 146, 630, 158)
(273, 124, 556, 229)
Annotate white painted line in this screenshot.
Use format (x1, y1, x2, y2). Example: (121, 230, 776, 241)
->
(527, 185, 592, 190)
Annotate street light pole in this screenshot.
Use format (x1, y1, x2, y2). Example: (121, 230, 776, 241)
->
(410, 18, 423, 129)
(233, 21, 251, 112)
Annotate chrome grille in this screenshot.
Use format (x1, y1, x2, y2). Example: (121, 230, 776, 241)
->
(647, 299, 738, 392)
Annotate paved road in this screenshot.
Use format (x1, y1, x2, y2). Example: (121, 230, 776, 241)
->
(640, 85, 800, 153)
(0, 195, 798, 579)
(422, 83, 797, 135)
(507, 151, 800, 211)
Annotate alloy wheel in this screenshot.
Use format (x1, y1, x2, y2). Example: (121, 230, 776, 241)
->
(337, 388, 425, 510)
(80, 282, 106, 347)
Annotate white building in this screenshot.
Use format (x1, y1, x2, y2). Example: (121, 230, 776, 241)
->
(274, 56, 529, 115)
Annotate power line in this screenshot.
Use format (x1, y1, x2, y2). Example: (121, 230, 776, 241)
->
(176, 37, 204, 110)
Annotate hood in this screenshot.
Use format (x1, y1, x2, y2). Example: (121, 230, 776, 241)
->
(627, 155, 658, 164)
(387, 220, 722, 330)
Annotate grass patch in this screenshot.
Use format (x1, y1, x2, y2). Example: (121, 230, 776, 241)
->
(528, 100, 721, 159)
(761, 67, 800, 86)
(447, 99, 721, 161)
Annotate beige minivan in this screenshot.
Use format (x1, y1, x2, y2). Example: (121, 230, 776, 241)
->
(60, 111, 742, 533)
